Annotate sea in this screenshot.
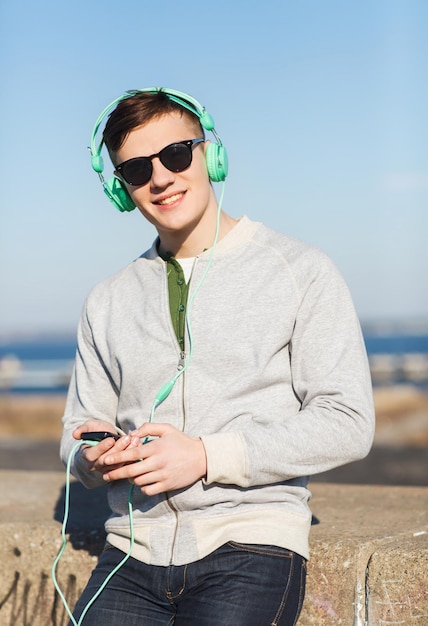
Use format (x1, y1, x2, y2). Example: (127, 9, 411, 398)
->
(0, 328, 428, 394)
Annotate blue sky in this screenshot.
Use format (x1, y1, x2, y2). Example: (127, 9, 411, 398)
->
(0, 0, 427, 335)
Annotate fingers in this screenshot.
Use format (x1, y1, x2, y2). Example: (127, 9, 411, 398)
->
(103, 457, 152, 484)
(102, 438, 163, 484)
(103, 439, 147, 464)
(130, 422, 171, 439)
(81, 434, 141, 474)
(81, 435, 117, 462)
(102, 454, 169, 496)
(76, 422, 206, 494)
(102, 432, 207, 495)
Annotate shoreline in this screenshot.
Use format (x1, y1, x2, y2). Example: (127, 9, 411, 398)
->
(1, 385, 428, 446)
(1, 387, 427, 485)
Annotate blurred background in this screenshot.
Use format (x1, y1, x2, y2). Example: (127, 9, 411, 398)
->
(0, 0, 427, 483)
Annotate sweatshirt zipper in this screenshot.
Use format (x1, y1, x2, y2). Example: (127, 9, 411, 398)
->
(171, 342, 191, 561)
(163, 257, 196, 565)
(178, 351, 186, 371)
(164, 349, 187, 566)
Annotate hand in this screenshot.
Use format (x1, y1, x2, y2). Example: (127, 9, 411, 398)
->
(73, 419, 140, 476)
(102, 423, 207, 496)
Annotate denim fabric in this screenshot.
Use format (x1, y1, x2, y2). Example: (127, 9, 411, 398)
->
(71, 543, 306, 626)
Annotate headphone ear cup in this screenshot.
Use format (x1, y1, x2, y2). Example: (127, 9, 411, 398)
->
(103, 178, 136, 213)
(205, 143, 228, 182)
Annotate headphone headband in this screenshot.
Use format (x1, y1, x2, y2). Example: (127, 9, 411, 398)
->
(90, 87, 228, 212)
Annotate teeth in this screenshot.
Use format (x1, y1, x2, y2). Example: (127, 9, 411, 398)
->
(158, 193, 182, 206)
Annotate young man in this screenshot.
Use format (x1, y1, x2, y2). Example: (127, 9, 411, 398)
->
(60, 88, 375, 625)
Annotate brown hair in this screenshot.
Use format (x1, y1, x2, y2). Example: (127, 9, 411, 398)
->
(103, 91, 204, 155)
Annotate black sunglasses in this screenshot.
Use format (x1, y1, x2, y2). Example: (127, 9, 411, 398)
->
(115, 138, 204, 186)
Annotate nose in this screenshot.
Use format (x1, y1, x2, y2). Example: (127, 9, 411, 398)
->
(150, 157, 175, 189)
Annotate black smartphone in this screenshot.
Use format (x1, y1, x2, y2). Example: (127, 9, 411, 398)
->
(81, 431, 121, 442)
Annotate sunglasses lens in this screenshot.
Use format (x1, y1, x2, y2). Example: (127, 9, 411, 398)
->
(121, 159, 152, 186)
(161, 143, 192, 172)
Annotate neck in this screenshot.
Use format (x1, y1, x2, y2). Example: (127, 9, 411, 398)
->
(158, 210, 237, 259)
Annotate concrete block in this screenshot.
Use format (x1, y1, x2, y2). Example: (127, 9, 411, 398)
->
(0, 472, 427, 625)
(300, 484, 428, 625)
(366, 536, 428, 625)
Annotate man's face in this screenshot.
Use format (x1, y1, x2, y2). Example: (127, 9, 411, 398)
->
(114, 112, 218, 249)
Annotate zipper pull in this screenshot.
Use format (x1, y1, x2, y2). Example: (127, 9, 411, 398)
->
(177, 351, 186, 370)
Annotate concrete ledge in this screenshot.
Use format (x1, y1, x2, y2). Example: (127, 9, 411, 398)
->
(0, 471, 427, 625)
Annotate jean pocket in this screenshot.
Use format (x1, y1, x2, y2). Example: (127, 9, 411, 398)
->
(226, 541, 294, 559)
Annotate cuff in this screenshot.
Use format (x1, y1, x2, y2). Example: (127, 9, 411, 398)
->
(200, 431, 247, 486)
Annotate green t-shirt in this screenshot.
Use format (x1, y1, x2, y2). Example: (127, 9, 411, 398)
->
(164, 255, 190, 351)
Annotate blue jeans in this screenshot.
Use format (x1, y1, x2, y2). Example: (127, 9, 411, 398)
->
(71, 542, 306, 626)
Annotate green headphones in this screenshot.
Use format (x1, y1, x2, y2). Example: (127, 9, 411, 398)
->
(90, 87, 228, 213)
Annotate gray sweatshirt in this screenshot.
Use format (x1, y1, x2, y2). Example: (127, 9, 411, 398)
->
(60, 216, 375, 565)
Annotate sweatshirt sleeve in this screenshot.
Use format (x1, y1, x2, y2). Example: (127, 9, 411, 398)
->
(201, 250, 375, 487)
(60, 298, 120, 488)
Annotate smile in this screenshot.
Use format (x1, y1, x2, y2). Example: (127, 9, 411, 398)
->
(156, 192, 185, 206)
